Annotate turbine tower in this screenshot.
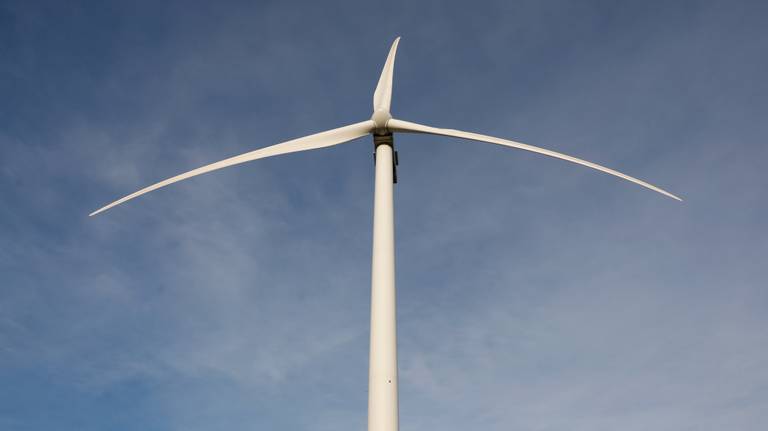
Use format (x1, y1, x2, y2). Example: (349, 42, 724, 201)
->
(91, 38, 681, 431)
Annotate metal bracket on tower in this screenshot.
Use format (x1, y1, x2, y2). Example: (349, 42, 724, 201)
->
(373, 133, 398, 183)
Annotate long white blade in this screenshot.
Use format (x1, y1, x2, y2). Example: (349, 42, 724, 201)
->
(388, 118, 681, 201)
(90, 120, 375, 216)
(372, 37, 401, 112)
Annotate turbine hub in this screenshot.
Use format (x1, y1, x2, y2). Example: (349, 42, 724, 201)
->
(371, 109, 392, 134)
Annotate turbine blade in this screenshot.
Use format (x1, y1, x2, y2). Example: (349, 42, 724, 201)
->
(388, 118, 681, 201)
(372, 37, 401, 112)
(90, 120, 375, 216)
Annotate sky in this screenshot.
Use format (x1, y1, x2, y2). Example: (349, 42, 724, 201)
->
(1, 0, 767, 430)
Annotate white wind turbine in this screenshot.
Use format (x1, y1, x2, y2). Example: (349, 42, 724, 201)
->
(91, 38, 681, 431)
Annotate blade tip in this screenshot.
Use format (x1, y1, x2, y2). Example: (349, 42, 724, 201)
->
(89, 206, 108, 217)
(664, 191, 683, 202)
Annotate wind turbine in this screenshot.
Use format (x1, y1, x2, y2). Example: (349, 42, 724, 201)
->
(91, 37, 681, 431)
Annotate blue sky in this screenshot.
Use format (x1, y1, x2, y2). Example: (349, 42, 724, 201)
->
(2, 0, 767, 430)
